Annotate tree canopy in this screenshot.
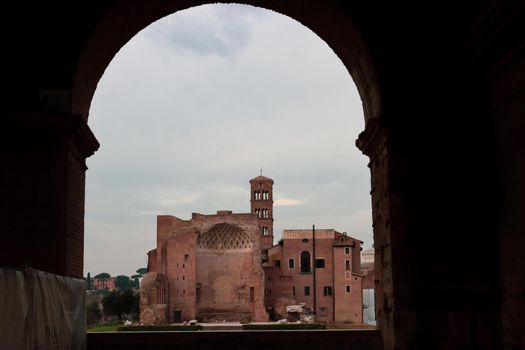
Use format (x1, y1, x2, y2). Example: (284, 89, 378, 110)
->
(86, 301, 101, 325)
(94, 272, 111, 279)
(115, 275, 139, 290)
(102, 289, 139, 320)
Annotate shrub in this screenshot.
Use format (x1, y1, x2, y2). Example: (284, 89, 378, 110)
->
(117, 325, 202, 332)
(243, 323, 326, 330)
(86, 301, 102, 325)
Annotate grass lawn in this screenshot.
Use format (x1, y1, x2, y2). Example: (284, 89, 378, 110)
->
(87, 322, 122, 332)
(326, 323, 377, 330)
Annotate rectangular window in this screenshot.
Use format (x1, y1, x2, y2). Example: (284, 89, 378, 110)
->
(304, 286, 310, 296)
(345, 259, 351, 270)
(345, 285, 352, 294)
(250, 287, 255, 303)
(323, 286, 332, 296)
(292, 286, 295, 296)
(262, 250, 268, 262)
(319, 307, 327, 316)
(315, 258, 325, 268)
(275, 260, 281, 268)
(288, 258, 295, 269)
(345, 247, 351, 255)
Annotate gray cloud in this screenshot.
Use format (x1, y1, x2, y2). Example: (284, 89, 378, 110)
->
(146, 4, 261, 57)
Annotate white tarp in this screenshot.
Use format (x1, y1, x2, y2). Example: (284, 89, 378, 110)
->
(0, 268, 28, 349)
(286, 305, 304, 313)
(363, 288, 376, 326)
(0, 267, 86, 350)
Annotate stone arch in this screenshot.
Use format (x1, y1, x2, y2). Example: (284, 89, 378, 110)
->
(2, 1, 521, 348)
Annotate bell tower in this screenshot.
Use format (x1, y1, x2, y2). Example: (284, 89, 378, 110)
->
(250, 172, 274, 260)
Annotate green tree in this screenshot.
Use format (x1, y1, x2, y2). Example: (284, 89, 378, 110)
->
(136, 268, 148, 275)
(132, 293, 140, 319)
(120, 289, 136, 316)
(115, 275, 134, 290)
(86, 272, 92, 290)
(86, 301, 101, 325)
(102, 289, 139, 320)
(95, 272, 111, 280)
(102, 290, 122, 319)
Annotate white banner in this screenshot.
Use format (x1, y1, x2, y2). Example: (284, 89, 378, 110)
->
(363, 288, 376, 326)
(0, 268, 86, 350)
(0, 268, 28, 349)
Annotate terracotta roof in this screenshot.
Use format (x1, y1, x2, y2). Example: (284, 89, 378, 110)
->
(249, 175, 274, 183)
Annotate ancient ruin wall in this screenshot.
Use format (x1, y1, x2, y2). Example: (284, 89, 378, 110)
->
(193, 214, 268, 322)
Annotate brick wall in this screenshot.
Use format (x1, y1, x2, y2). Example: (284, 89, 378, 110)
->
(65, 146, 86, 278)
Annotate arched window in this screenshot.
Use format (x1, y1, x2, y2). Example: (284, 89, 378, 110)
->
(300, 251, 311, 273)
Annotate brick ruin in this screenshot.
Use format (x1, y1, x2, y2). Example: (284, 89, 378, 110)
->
(140, 211, 268, 323)
(140, 175, 364, 324)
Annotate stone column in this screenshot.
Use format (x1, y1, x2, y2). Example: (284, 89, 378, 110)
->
(0, 113, 99, 278)
(356, 119, 406, 350)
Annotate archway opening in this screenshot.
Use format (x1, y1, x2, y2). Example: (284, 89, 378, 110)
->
(82, 1, 379, 335)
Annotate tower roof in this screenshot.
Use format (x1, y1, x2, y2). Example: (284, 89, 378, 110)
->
(249, 175, 274, 183)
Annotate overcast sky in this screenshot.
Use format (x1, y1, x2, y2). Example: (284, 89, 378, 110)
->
(85, 4, 371, 277)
